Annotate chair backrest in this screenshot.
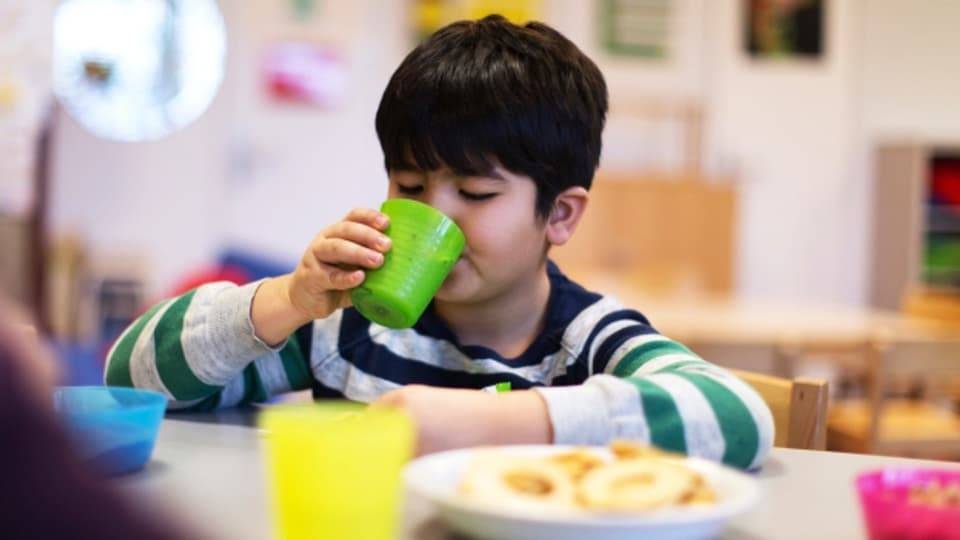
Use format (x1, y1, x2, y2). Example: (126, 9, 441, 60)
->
(862, 338, 960, 455)
(875, 338, 960, 378)
(729, 368, 830, 450)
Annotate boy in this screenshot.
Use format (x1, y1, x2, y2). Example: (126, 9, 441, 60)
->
(106, 15, 773, 469)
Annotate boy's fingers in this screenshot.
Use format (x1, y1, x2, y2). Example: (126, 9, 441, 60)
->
(328, 221, 391, 252)
(313, 238, 384, 269)
(320, 264, 364, 290)
(344, 207, 389, 230)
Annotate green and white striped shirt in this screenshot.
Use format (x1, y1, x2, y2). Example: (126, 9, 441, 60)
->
(105, 263, 774, 469)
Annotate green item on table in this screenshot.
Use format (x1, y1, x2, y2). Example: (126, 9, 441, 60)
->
(480, 382, 512, 394)
(350, 198, 465, 328)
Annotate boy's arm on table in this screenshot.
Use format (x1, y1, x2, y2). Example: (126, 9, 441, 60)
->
(380, 330, 773, 469)
(104, 281, 313, 411)
(535, 329, 775, 470)
(374, 385, 552, 456)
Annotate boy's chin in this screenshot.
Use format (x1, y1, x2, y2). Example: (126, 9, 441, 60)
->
(434, 262, 468, 298)
(434, 273, 479, 303)
(433, 282, 468, 302)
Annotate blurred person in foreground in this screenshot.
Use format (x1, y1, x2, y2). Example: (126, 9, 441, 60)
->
(0, 298, 193, 539)
(104, 15, 773, 469)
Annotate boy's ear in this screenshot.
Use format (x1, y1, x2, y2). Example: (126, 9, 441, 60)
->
(545, 186, 589, 247)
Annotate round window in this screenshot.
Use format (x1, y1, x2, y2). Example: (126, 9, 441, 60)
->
(53, 0, 226, 142)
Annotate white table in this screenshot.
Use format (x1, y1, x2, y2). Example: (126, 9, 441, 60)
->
(123, 413, 960, 540)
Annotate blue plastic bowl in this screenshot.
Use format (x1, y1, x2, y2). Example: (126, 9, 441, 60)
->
(53, 386, 167, 476)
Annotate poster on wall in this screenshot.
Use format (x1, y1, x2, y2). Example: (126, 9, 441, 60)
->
(598, 0, 671, 59)
(261, 0, 365, 108)
(289, 0, 318, 21)
(412, 0, 541, 42)
(262, 42, 347, 108)
(745, 0, 824, 59)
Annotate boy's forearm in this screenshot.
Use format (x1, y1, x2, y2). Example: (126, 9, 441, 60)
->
(373, 386, 553, 455)
(485, 390, 553, 446)
(251, 275, 313, 347)
(103, 280, 312, 415)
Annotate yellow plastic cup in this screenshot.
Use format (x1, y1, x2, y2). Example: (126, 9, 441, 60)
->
(258, 402, 414, 540)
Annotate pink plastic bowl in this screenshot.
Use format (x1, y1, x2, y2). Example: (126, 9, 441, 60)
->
(856, 468, 960, 540)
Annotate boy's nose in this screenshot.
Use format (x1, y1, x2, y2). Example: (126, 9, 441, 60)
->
(421, 186, 460, 222)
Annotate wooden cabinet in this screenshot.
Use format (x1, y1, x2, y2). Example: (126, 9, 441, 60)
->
(871, 143, 960, 312)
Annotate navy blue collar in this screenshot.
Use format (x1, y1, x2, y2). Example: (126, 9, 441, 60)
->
(412, 260, 603, 364)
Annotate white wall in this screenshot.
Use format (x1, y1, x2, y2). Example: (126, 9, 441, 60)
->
(549, 0, 707, 170)
(693, 0, 960, 305)
(702, 0, 865, 303)
(219, 0, 405, 263)
(860, 0, 960, 142)
(49, 0, 405, 296)
(49, 71, 230, 297)
(47, 0, 960, 305)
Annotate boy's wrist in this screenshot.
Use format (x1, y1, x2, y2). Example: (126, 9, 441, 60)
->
(487, 390, 553, 445)
(251, 275, 313, 347)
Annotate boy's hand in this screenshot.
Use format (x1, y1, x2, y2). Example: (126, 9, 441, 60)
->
(288, 207, 392, 317)
(372, 385, 553, 456)
(252, 208, 391, 345)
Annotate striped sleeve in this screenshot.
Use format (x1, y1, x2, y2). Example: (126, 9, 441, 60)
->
(535, 308, 774, 470)
(103, 281, 314, 410)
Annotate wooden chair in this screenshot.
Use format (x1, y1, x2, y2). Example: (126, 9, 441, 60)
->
(828, 338, 960, 459)
(729, 368, 830, 450)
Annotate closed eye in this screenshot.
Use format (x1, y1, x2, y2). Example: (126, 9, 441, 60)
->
(396, 184, 424, 195)
(460, 190, 497, 201)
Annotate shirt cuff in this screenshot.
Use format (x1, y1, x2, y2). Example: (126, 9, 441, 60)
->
(533, 375, 647, 446)
(246, 279, 290, 352)
(207, 280, 286, 364)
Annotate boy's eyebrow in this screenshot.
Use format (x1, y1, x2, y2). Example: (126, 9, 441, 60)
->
(455, 168, 505, 181)
(391, 162, 506, 180)
(393, 161, 422, 172)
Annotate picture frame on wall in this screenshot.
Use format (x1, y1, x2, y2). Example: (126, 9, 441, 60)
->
(411, 0, 541, 42)
(598, 0, 671, 59)
(745, 0, 825, 59)
(262, 42, 348, 109)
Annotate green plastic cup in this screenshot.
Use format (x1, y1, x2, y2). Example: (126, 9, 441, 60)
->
(350, 199, 465, 328)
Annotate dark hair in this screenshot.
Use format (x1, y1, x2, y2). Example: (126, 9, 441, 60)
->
(375, 15, 608, 219)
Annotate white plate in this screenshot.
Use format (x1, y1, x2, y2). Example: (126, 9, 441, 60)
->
(404, 445, 760, 540)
